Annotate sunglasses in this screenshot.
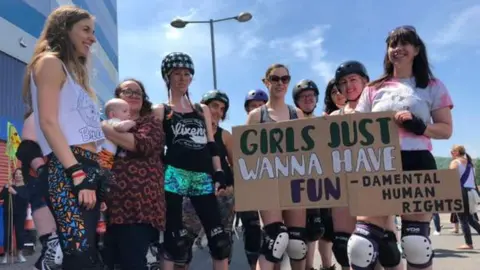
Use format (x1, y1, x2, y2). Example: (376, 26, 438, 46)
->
(121, 88, 143, 98)
(269, 75, 291, 84)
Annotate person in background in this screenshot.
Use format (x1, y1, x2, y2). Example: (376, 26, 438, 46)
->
(0, 169, 29, 264)
(449, 145, 480, 249)
(238, 89, 269, 270)
(432, 213, 442, 235)
(322, 79, 346, 116)
(103, 78, 166, 269)
(16, 111, 63, 269)
(353, 25, 453, 270)
(246, 63, 306, 270)
(292, 79, 335, 270)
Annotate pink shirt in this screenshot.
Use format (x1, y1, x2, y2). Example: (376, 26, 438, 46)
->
(356, 77, 453, 151)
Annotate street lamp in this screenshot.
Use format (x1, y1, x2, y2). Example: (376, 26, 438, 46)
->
(170, 12, 253, 89)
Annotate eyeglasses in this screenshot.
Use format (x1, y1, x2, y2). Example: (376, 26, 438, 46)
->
(268, 75, 291, 84)
(121, 88, 143, 98)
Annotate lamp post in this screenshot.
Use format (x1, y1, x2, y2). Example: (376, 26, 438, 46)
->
(170, 12, 253, 90)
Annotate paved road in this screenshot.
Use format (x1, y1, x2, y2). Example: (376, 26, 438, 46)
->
(1, 213, 479, 269)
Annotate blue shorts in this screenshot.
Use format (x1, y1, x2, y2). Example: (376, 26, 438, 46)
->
(26, 176, 49, 212)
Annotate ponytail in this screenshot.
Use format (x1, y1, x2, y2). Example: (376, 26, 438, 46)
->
(466, 153, 473, 165)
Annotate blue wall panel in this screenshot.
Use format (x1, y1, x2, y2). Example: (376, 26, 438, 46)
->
(0, 51, 26, 140)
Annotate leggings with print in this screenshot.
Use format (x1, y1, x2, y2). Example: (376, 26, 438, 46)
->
(163, 165, 231, 263)
(47, 147, 102, 270)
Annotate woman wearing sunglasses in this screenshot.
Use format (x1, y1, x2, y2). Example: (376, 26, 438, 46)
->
(350, 26, 453, 270)
(246, 64, 306, 270)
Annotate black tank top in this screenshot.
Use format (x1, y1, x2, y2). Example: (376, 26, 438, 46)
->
(260, 104, 298, 123)
(214, 127, 234, 186)
(163, 104, 213, 174)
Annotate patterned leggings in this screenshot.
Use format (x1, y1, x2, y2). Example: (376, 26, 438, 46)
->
(47, 147, 102, 269)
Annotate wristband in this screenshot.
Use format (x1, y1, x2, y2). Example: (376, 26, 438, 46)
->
(65, 163, 83, 179)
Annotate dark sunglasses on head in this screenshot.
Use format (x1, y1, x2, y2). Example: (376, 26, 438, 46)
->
(269, 75, 291, 83)
(121, 88, 143, 98)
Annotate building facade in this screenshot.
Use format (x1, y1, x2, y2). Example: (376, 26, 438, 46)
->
(0, 0, 118, 184)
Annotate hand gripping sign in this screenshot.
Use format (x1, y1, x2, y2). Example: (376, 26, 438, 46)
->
(231, 112, 463, 216)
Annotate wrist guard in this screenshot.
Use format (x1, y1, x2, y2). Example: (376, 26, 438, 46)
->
(65, 164, 99, 196)
(213, 171, 226, 191)
(402, 114, 427, 136)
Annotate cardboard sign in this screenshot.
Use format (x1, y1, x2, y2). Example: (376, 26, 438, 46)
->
(347, 169, 464, 216)
(232, 111, 403, 211)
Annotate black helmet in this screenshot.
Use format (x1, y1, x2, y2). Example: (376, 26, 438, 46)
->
(292, 79, 319, 103)
(161, 52, 195, 83)
(201, 90, 230, 115)
(334, 61, 369, 83)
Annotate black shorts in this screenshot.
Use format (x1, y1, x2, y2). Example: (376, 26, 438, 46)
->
(319, 208, 334, 242)
(401, 150, 437, 171)
(26, 176, 49, 212)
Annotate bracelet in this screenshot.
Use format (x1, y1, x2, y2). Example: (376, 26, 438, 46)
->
(72, 171, 86, 179)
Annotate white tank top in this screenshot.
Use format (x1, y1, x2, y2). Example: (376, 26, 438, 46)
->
(455, 159, 476, 188)
(30, 60, 105, 155)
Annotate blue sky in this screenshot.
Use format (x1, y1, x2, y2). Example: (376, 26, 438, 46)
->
(116, 0, 480, 158)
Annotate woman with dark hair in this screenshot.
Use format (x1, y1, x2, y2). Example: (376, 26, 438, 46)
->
(102, 78, 165, 269)
(247, 63, 307, 270)
(24, 6, 105, 269)
(449, 145, 480, 249)
(351, 26, 454, 270)
(323, 79, 346, 115)
(158, 52, 230, 270)
(1, 169, 29, 264)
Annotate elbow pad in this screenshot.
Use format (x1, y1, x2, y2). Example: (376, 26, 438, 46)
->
(16, 140, 44, 165)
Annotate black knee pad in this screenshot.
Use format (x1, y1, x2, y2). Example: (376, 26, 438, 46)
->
(16, 140, 43, 165)
(260, 222, 289, 263)
(332, 232, 350, 267)
(306, 209, 325, 242)
(286, 227, 308, 261)
(206, 226, 232, 260)
(379, 230, 402, 267)
(163, 229, 192, 264)
(243, 220, 262, 265)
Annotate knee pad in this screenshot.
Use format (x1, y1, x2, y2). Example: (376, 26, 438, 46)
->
(163, 229, 192, 264)
(206, 226, 232, 260)
(16, 140, 43, 165)
(378, 230, 402, 267)
(306, 209, 325, 242)
(243, 221, 262, 265)
(401, 220, 434, 268)
(286, 227, 308, 261)
(332, 232, 351, 267)
(347, 222, 383, 269)
(260, 222, 289, 263)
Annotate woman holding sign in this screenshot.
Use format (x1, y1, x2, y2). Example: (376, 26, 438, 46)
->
(246, 64, 306, 270)
(329, 60, 370, 270)
(450, 145, 480, 249)
(352, 26, 454, 270)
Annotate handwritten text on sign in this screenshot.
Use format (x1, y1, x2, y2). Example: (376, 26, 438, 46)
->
(231, 112, 402, 211)
(346, 170, 463, 216)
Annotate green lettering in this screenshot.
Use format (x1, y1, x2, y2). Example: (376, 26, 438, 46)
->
(342, 121, 357, 147)
(300, 125, 315, 151)
(269, 128, 284, 154)
(328, 122, 340, 148)
(285, 127, 299, 152)
(359, 118, 374, 146)
(260, 129, 268, 154)
(376, 117, 392, 144)
(240, 129, 258, 155)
